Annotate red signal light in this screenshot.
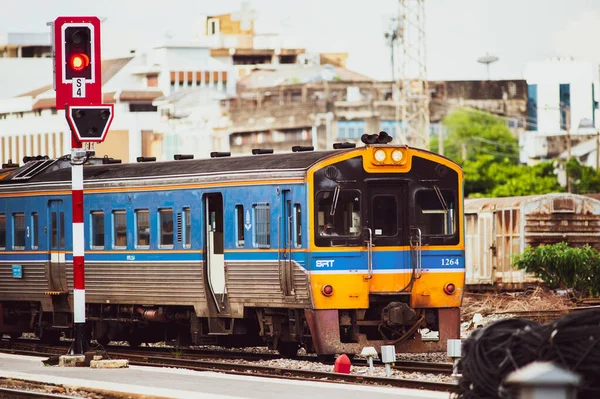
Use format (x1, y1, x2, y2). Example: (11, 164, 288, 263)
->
(443, 283, 456, 295)
(70, 53, 89, 72)
(322, 284, 334, 296)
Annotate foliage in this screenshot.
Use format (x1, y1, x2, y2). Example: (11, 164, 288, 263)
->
(431, 107, 518, 164)
(512, 242, 600, 297)
(430, 107, 565, 197)
(566, 158, 600, 194)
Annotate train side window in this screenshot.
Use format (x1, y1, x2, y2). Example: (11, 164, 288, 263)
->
(135, 209, 151, 248)
(235, 204, 244, 247)
(159, 208, 174, 248)
(293, 204, 302, 248)
(59, 212, 65, 249)
(113, 210, 127, 249)
(13, 213, 25, 250)
(91, 211, 105, 249)
(253, 203, 270, 248)
(415, 189, 457, 236)
(31, 212, 38, 249)
(183, 207, 191, 248)
(372, 195, 398, 236)
(0, 214, 5, 249)
(316, 190, 361, 237)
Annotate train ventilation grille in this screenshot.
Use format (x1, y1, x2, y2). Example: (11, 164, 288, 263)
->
(11, 159, 57, 181)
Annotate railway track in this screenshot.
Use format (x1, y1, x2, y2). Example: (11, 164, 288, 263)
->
(1, 338, 454, 374)
(0, 340, 457, 393)
(0, 386, 77, 399)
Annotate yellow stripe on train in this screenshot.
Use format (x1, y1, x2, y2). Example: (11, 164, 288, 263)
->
(310, 271, 464, 309)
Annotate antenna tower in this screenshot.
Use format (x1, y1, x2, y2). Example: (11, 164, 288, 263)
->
(395, 0, 429, 148)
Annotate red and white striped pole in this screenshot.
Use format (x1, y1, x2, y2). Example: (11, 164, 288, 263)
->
(70, 135, 87, 355)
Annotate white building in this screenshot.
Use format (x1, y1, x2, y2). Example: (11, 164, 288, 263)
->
(0, 40, 233, 165)
(520, 58, 600, 165)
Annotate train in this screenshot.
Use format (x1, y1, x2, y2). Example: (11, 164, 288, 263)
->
(0, 131, 465, 357)
(465, 193, 600, 288)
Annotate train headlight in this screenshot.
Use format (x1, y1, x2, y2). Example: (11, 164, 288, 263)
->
(391, 149, 404, 163)
(443, 283, 456, 295)
(321, 284, 334, 296)
(374, 149, 387, 163)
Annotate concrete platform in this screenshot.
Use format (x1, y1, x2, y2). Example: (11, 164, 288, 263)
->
(0, 353, 451, 399)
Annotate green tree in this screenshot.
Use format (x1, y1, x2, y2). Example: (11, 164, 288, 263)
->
(431, 107, 563, 197)
(430, 107, 518, 164)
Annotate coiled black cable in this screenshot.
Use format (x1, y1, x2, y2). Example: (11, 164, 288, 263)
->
(456, 309, 600, 399)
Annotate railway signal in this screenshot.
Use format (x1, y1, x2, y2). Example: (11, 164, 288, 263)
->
(66, 104, 114, 143)
(51, 15, 114, 358)
(52, 16, 102, 109)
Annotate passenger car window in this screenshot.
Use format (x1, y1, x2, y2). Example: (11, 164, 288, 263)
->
(136, 209, 150, 247)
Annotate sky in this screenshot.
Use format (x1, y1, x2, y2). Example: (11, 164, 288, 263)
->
(1, 0, 600, 81)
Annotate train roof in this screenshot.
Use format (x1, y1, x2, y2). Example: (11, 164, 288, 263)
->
(0, 149, 343, 185)
(464, 193, 600, 213)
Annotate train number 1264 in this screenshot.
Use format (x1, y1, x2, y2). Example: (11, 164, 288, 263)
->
(441, 258, 460, 266)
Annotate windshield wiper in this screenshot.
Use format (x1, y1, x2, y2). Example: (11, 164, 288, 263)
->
(330, 185, 341, 216)
(433, 185, 448, 212)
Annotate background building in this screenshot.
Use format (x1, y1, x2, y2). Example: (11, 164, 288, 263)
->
(520, 58, 600, 166)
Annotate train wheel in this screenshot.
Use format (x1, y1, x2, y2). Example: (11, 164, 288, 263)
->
(40, 330, 61, 345)
(278, 342, 299, 358)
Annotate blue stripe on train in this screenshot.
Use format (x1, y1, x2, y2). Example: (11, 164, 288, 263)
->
(0, 249, 464, 271)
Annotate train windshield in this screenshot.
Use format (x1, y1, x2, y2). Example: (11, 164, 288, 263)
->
(316, 189, 361, 237)
(415, 188, 457, 236)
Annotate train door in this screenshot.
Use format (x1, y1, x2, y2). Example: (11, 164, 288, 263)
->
(204, 194, 230, 313)
(279, 189, 294, 297)
(47, 200, 67, 292)
(366, 183, 410, 286)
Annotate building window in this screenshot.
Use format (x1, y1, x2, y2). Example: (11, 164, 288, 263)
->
(13, 213, 25, 249)
(113, 210, 127, 248)
(338, 120, 366, 140)
(235, 205, 245, 247)
(91, 211, 104, 249)
(0, 214, 5, 249)
(129, 103, 158, 112)
(294, 204, 302, 248)
(208, 18, 220, 35)
(560, 83, 571, 131)
(136, 209, 150, 248)
(31, 212, 38, 249)
(159, 208, 174, 248)
(253, 203, 270, 248)
(183, 207, 191, 248)
(147, 74, 158, 87)
(380, 120, 402, 138)
(527, 84, 538, 131)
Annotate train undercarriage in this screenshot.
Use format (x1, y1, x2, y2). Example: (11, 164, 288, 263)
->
(0, 297, 460, 357)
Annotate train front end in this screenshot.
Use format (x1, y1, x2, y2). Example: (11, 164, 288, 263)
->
(305, 142, 464, 355)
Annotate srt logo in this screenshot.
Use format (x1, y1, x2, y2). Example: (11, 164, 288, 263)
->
(315, 260, 335, 268)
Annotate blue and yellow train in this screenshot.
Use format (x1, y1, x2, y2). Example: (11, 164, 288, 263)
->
(0, 132, 464, 356)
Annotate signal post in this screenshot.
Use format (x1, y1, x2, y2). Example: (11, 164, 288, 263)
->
(51, 16, 114, 356)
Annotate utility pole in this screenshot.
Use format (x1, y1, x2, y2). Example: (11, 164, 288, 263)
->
(596, 129, 600, 173)
(395, 0, 429, 148)
(565, 105, 571, 193)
